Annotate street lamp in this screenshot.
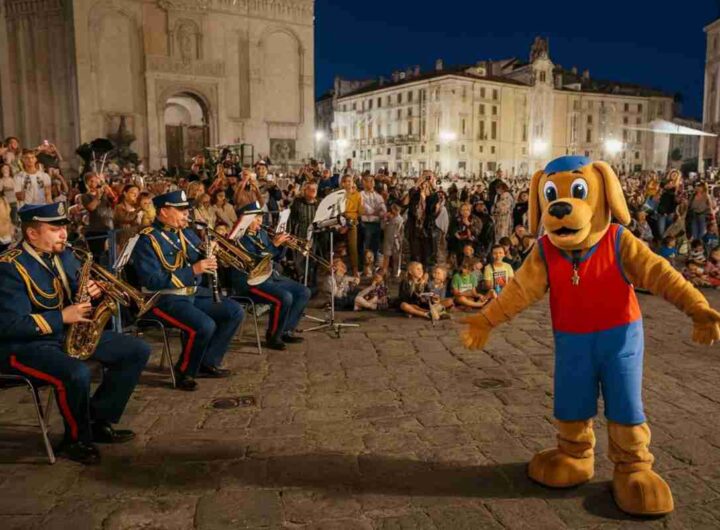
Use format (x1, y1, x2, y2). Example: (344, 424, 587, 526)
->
(315, 130, 325, 142)
(532, 139, 548, 156)
(604, 138, 623, 155)
(439, 130, 457, 144)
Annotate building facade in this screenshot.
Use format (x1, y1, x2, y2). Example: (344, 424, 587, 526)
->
(703, 18, 720, 169)
(325, 39, 673, 177)
(0, 0, 315, 171)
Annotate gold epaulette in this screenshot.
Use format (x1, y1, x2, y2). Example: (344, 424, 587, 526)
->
(139, 227, 155, 235)
(0, 249, 22, 263)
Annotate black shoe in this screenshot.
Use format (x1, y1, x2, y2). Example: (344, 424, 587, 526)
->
(92, 422, 136, 444)
(55, 439, 101, 465)
(175, 374, 198, 391)
(281, 332, 304, 344)
(198, 365, 233, 378)
(265, 337, 287, 350)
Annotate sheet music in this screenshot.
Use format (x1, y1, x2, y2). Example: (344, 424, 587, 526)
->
(114, 234, 140, 272)
(276, 209, 291, 234)
(229, 215, 256, 240)
(313, 189, 346, 224)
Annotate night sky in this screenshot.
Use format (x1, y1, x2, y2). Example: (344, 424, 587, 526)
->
(315, 1, 720, 120)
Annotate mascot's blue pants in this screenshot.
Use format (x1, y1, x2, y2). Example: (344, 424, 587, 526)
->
(553, 319, 645, 425)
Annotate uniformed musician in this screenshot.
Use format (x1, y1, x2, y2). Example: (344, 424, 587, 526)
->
(0, 203, 150, 464)
(230, 201, 310, 350)
(131, 191, 244, 391)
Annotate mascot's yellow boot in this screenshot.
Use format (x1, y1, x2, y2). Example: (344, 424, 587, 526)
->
(608, 422, 674, 516)
(528, 419, 595, 488)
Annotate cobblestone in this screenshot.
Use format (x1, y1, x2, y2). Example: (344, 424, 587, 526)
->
(1, 293, 720, 528)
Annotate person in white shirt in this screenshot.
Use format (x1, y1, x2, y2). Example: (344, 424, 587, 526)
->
(360, 174, 387, 273)
(14, 150, 51, 207)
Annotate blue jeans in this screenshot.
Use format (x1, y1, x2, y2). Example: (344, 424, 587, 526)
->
(362, 222, 382, 263)
(656, 214, 672, 238)
(691, 213, 707, 241)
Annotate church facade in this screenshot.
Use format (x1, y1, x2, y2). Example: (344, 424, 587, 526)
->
(0, 0, 315, 171)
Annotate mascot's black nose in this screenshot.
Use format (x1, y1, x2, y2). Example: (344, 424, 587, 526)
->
(549, 201, 573, 219)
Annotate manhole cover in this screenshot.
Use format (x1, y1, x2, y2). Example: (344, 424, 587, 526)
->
(474, 378, 511, 389)
(211, 396, 256, 409)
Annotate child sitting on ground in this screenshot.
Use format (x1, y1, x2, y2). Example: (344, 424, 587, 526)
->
(683, 260, 715, 288)
(689, 239, 707, 266)
(322, 257, 361, 310)
(354, 269, 389, 311)
(704, 223, 719, 253)
(398, 261, 436, 320)
(428, 265, 455, 312)
(658, 235, 678, 262)
(483, 244, 515, 295)
(452, 258, 495, 309)
(706, 246, 720, 283)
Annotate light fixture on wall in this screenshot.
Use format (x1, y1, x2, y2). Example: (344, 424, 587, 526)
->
(439, 130, 457, 144)
(532, 139, 548, 155)
(604, 138, 623, 155)
(315, 131, 325, 141)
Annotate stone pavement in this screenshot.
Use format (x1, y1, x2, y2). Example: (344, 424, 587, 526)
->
(1, 292, 720, 529)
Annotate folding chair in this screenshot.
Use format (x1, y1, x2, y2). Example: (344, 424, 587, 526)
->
(0, 374, 56, 464)
(230, 296, 263, 355)
(133, 318, 178, 388)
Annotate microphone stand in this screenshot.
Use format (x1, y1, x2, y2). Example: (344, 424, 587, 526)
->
(302, 223, 359, 338)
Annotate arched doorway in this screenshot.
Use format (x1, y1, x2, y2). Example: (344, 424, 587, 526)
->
(163, 93, 209, 171)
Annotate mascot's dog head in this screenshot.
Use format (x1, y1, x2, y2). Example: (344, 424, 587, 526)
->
(529, 155, 630, 251)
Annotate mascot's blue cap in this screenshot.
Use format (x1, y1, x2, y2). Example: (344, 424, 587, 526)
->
(544, 155, 592, 175)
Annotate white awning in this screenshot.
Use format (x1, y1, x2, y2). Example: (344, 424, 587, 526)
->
(623, 119, 716, 137)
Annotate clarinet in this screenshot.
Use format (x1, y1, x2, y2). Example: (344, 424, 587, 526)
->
(204, 224, 222, 303)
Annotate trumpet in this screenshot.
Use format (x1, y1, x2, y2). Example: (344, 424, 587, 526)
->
(196, 223, 273, 286)
(262, 224, 331, 270)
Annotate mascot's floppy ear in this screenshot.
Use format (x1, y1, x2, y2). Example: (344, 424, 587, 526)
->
(528, 169, 545, 235)
(592, 161, 631, 226)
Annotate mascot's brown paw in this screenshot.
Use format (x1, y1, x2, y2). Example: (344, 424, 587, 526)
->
(527, 448, 594, 488)
(461, 313, 493, 350)
(612, 469, 674, 516)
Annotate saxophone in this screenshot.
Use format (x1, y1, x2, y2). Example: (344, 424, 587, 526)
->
(64, 245, 160, 360)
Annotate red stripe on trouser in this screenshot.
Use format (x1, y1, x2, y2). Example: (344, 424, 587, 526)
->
(10, 355, 79, 440)
(250, 287, 282, 336)
(152, 308, 197, 373)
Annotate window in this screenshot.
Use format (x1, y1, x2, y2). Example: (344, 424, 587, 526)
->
(461, 144, 466, 152)
(624, 103, 629, 112)
(636, 131, 642, 142)
(352, 102, 357, 111)
(479, 121, 486, 139)
(491, 146, 496, 154)
(407, 108, 413, 117)
(408, 91, 413, 102)
(480, 104, 485, 115)
(638, 103, 643, 113)
(398, 93, 403, 104)
(407, 146, 412, 154)
(408, 121, 413, 135)
(343, 104, 347, 112)
(587, 115, 593, 125)
(369, 99, 373, 110)
(397, 109, 402, 119)
(387, 95, 391, 106)
(492, 89, 499, 100)
(481, 87, 486, 99)
(539, 72, 546, 83)
(636, 117, 641, 124)
(421, 145, 425, 153)
(635, 151, 640, 159)
(479, 145, 484, 153)
(522, 124, 528, 142)
(623, 117, 628, 124)
(573, 100, 580, 111)
(587, 101, 593, 110)
(378, 97, 382, 108)
(387, 148, 391, 155)
(586, 129, 592, 143)
(352, 150, 356, 158)
(462, 118, 466, 135)
(491, 122, 497, 140)
(623, 130, 628, 141)
(436, 144, 440, 152)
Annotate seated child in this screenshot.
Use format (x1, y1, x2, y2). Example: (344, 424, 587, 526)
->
(483, 244, 515, 294)
(398, 261, 434, 320)
(498, 236, 521, 270)
(683, 260, 715, 288)
(689, 239, 707, 266)
(322, 258, 361, 310)
(428, 265, 454, 312)
(706, 246, 720, 282)
(452, 258, 494, 309)
(704, 222, 719, 252)
(354, 269, 389, 311)
(658, 235, 678, 261)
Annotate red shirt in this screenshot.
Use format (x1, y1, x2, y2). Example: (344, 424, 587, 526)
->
(539, 224, 641, 334)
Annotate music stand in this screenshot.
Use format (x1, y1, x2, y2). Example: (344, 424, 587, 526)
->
(302, 221, 359, 337)
(302, 189, 359, 337)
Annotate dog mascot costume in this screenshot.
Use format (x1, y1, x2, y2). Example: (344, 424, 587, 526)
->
(463, 155, 720, 516)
